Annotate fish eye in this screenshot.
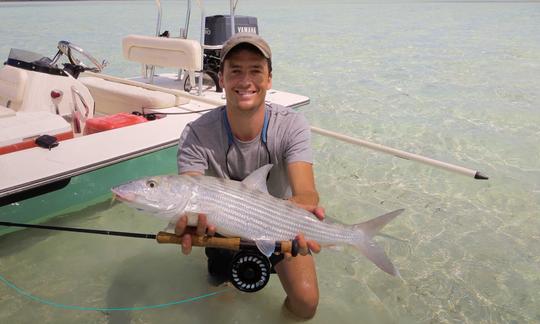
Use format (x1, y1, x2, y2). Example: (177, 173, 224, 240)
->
(146, 180, 158, 188)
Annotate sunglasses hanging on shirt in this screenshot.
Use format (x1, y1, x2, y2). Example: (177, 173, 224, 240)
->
(223, 108, 271, 181)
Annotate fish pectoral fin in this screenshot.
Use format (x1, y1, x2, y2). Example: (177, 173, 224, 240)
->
(180, 206, 217, 227)
(163, 209, 216, 232)
(164, 212, 184, 232)
(241, 164, 272, 194)
(254, 240, 276, 257)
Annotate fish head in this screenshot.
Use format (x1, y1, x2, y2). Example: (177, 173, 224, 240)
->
(111, 175, 191, 215)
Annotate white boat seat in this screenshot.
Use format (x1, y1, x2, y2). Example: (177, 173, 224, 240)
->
(80, 76, 180, 115)
(0, 105, 16, 118)
(0, 65, 28, 110)
(122, 35, 202, 71)
(0, 111, 73, 155)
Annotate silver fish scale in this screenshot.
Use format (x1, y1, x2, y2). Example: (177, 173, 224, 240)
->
(181, 176, 362, 246)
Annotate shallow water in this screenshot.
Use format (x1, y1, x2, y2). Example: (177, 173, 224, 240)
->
(1, 1, 539, 323)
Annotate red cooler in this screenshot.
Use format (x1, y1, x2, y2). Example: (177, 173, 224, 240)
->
(84, 113, 147, 135)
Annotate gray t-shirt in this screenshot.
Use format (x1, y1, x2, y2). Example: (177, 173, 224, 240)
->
(177, 103, 313, 198)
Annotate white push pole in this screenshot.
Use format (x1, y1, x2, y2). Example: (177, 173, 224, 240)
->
(230, 0, 236, 36)
(310, 126, 488, 180)
(154, 0, 162, 37)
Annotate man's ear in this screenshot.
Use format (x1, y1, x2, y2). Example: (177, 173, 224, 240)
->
(267, 72, 272, 90)
(218, 71, 224, 88)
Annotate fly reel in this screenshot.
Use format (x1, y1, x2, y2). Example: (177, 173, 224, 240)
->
(228, 251, 271, 293)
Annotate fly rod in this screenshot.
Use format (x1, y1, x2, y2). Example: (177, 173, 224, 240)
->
(310, 126, 489, 180)
(0, 221, 292, 292)
(0, 221, 299, 255)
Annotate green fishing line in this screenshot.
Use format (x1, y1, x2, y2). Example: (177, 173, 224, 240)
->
(0, 273, 232, 311)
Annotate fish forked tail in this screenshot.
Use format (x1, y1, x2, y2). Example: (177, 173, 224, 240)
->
(352, 209, 404, 277)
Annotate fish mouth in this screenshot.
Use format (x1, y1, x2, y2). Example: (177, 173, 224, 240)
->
(111, 189, 135, 203)
(111, 188, 163, 212)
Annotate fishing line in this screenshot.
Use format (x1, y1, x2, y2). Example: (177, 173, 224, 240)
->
(0, 273, 233, 311)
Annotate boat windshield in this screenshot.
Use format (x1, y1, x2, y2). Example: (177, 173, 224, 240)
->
(6, 48, 66, 76)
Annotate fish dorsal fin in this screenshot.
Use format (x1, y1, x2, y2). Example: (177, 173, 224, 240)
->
(255, 240, 276, 257)
(241, 164, 273, 193)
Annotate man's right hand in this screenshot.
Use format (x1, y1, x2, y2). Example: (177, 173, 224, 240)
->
(174, 213, 216, 255)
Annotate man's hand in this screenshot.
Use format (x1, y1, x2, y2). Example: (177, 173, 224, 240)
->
(289, 199, 325, 222)
(303, 205, 325, 222)
(174, 213, 216, 255)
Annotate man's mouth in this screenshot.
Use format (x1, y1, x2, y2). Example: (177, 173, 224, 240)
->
(235, 90, 257, 98)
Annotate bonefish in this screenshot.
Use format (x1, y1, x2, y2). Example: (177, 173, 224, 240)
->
(112, 165, 403, 276)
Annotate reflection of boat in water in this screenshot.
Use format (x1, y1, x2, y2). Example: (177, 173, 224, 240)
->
(0, 0, 309, 231)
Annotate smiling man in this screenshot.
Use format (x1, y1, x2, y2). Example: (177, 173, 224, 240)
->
(176, 33, 323, 319)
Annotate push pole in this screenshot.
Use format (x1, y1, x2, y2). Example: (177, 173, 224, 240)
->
(310, 126, 488, 180)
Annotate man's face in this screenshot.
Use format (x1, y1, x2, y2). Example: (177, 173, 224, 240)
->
(219, 49, 272, 113)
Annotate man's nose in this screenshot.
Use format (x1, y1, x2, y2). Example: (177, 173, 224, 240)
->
(238, 72, 252, 84)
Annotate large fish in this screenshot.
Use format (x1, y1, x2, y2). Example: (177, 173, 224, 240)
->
(111, 165, 403, 276)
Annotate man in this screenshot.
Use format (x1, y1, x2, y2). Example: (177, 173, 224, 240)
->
(175, 33, 323, 319)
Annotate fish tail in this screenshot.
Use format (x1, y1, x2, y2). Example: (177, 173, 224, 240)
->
(352, 209, 404, 277)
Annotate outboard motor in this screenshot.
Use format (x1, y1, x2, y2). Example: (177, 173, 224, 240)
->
(204, 15, 259, 46)
(200, 15, 259, 93)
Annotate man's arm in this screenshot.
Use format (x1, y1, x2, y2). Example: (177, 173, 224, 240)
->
(287, 161, 319, 206)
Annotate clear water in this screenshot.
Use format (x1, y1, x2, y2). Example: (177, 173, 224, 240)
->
(1, 1, 539, 323)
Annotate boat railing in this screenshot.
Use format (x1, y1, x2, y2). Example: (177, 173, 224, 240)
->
(144, 0, 241, 96)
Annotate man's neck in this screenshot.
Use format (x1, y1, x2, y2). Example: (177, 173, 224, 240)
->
(226, 105, 266, 141)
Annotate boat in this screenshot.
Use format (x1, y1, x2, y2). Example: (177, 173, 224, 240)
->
(0, 0, 309, 231)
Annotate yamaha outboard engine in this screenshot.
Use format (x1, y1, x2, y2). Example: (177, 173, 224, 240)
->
(201, 15, 259, 92)
(205, 15, 259, 46)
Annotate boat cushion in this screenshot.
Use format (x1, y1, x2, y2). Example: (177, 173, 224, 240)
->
(0, 105, 16, 118)
(0, 65, 28, 109)
(80, 76, 178, 114)
(0, 111, 73, 155)
(122, 35, 202, 71)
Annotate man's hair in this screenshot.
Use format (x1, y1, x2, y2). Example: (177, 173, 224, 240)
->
(219, 43, 272, 74)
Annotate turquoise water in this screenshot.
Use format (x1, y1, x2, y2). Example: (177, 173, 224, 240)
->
(1, 1, 539, 323)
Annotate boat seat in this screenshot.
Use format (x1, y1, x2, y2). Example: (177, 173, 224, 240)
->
(0, 105, 16, 118)
(0, 65, 28, 110)
(80, 76, 180, 115)
(122, 35, 202, 71)
(0, 111, 73, 155)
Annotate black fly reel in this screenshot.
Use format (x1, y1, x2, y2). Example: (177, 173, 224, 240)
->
(206, 238, 299, 293)
(228, 251, 271, 293)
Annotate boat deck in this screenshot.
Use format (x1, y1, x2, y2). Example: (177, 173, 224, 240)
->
(0, 73, 309, 199)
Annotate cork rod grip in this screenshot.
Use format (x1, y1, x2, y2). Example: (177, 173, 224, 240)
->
(155, 227, 298, 255)
(156, 231, 242, 251)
